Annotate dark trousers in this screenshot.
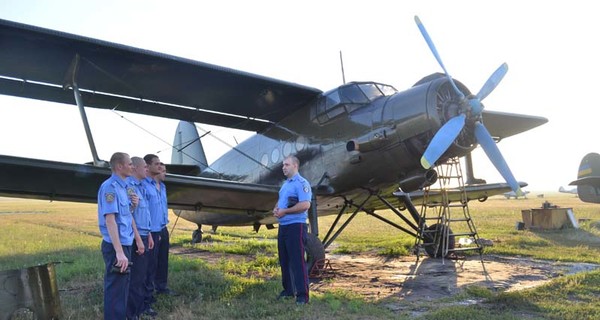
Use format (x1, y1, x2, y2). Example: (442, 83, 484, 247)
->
(277, 223, 309, 303)
(127, 235, 149, 318)
(145, 232, 160, 305)
(155, 226, 170, 292)
(102, 240, 132, 320)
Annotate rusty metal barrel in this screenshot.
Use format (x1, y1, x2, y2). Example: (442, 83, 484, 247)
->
(0, 263, 62, 320)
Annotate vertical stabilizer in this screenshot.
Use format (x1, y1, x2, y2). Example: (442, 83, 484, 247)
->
(172, 121, 208, 171)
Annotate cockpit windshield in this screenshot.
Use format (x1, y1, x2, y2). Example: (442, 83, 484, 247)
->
(313, 82, 397, 124)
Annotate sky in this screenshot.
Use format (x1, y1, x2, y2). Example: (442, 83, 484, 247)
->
(0, 0, 597, 192)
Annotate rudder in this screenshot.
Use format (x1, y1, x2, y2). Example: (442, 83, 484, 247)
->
(171, 121, 208, 173)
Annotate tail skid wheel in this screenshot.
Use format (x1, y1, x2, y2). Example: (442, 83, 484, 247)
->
(191, 229, 202, 244)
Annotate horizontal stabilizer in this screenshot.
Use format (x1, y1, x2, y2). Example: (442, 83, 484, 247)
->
(165, 164, 202, 176)
(569, 152, 600, 203)
(569, 176, 600, 186)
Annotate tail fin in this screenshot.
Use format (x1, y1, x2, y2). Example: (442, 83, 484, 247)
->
(569, 152, 600, 203)
(170, 121, 208, 175)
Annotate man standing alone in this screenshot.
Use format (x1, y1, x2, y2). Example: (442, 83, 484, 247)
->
(272, 156, 312, 305)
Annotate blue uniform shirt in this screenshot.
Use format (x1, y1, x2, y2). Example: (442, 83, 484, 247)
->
(126, 176, 152, 236)
(142, 177, 168, 232)
(277, 173, 312, 226)
(98, 173, 134, 245)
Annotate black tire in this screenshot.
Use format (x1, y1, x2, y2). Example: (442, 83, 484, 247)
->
(304, 232, 325, 277)
(424, 224, 455, 258)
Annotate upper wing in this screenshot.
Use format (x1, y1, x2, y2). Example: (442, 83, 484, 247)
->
(0, 155, 279, 211)
(481, 110, 548, 140)
(0, 19, 322, 132)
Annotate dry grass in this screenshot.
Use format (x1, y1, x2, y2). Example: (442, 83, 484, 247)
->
(0, 193, 599, 319)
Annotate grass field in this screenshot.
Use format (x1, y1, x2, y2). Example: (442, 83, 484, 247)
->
(0, 193, 599, 319)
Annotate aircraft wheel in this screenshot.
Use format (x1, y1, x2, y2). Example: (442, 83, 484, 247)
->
(424, 224, 455, 258)
(191, 229, 202, 244)
(305, 232, 325, 277)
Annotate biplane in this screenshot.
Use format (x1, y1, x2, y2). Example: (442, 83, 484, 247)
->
(0, 16, 547, 268)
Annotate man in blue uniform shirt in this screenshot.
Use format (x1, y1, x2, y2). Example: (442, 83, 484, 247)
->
(272, 155, 312, 305)
(98, 152, 141, 320)
(143, 154, 175, 303)
(126, 157, 156, 319)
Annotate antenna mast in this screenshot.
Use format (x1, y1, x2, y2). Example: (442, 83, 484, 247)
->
(339, 50, 346, 84)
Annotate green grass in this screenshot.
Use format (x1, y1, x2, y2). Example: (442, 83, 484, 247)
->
(0, 193, 599, 319)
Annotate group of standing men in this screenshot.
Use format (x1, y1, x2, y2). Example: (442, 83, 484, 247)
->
(99, 152, 312, 318)
(98, 152, 175, 320)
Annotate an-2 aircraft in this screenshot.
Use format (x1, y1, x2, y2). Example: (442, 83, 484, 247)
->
(569, 153, 600, 203)
(558, 186, 578, 195)
(503, 190, 530, 199)
(0, 17, 547, 270)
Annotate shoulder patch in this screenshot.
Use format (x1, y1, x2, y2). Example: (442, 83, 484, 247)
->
(303, 185, 310, 193)
(105, 192, 115, 203)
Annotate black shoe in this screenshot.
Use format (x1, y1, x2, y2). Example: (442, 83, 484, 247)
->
(143, 307, 158, 317)
(296, 300, 308, 305)
(276, 291, 294, 300)
(156, 288, 179, 296)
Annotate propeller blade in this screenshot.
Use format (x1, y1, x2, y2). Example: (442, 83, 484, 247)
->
(476, 63, 509, 101)
(421, 114, 466, 169)
(474, 122, 523, 196)
(414, 15, 464, 99)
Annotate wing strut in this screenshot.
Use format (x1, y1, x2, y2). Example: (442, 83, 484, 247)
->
(65, 54, 105, 167)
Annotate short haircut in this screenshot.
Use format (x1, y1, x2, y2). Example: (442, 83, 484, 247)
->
(131, 156, 145, 167)
(285, 155, 300, 166)
(144, 154, 159, 165)
(109, 152, 129, 171)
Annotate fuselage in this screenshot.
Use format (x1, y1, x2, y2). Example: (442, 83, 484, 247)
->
(205, 76, 474, 193)
(175, 75, 481, 227)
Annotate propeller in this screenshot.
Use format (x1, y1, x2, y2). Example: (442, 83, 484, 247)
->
(415, 15, 522, 196)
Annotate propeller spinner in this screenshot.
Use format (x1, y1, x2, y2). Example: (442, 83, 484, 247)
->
(415, 16, 522, 196)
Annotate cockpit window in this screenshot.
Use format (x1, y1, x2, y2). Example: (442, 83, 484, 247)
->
(377, 84, 396, 96)
(357, 83, 382, 100)
(340, 85, 369, 103)
(312, 82, 397, 124)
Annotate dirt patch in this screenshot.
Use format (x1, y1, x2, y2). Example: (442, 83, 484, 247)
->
(310, 253, 599, 302)
(171, 246, 599, 303)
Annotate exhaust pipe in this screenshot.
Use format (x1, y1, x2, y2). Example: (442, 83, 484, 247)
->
(399, 169, 438, 192)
